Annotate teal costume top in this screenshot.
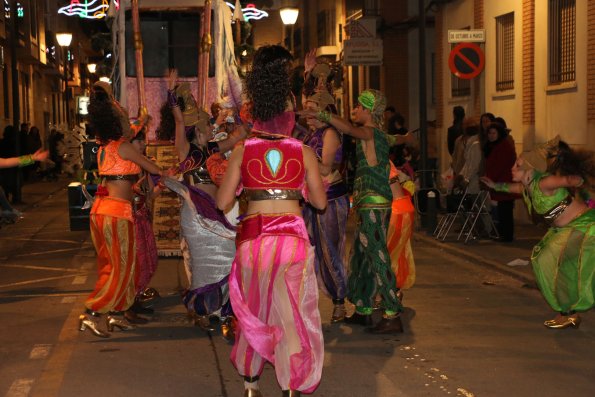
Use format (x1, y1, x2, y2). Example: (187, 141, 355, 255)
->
(352, 128, 392, 208)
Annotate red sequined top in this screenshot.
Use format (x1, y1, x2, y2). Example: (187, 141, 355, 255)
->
(241, 136, 305, 191)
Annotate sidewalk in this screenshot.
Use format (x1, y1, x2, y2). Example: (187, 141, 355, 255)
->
(413, 222, 546, 286)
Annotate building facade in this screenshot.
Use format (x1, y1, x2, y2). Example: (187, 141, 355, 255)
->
(434, 0, 594, 171)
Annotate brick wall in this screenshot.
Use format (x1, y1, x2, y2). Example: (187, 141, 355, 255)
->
(381, 0, 409, 119)
(473, 0, 483, 118)
(522, 0, 535, 125)
(435, 7, 444, 128)
(588, 0, 595, 121)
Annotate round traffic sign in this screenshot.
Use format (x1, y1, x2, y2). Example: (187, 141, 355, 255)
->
(448, 42, 485, 80)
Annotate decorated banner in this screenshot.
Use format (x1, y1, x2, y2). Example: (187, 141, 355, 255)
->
(58, 0, 120, 20)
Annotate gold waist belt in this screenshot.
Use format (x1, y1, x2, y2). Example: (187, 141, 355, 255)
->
(244, 189, 303, 201)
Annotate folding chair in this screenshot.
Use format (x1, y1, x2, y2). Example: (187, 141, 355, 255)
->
(434, 188, 469, 240)
(457, 190, 499, 243)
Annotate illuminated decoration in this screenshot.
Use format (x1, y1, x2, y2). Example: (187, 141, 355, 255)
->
(225, 2, 268, 21)
(99, 76, 111, 84)
(87, 63, 97, 73)
(4, 1, 24, 19)
(58, 0, 120, 20)
(280, 7, 299, 25)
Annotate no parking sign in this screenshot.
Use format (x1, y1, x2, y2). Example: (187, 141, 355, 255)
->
(448, 42, 485, 80)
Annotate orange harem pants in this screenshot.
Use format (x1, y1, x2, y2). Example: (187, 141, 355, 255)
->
(387, 195, 416, 290)
(86, 196, 136, 313)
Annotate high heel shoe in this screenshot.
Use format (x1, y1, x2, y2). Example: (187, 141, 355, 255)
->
(192, 314, 215, 332)
(221, 316, 236, 343)
(281, 390, 301, 397)
(331, 304, 346, 323)
(244, 388, 263, 397)
(544, 314, 581, 329)
(106, 315, 136, 332)
(78, 314, 110, 338)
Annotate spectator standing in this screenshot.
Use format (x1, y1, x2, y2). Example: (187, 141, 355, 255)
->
(447, 106, 465, 156)
(483, 122, 517, 241)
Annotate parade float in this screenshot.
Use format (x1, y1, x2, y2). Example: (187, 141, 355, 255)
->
(62, 0, 258, 255)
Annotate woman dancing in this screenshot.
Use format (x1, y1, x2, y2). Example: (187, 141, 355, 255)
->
(302, 90, 350, 323)
(79, 82, 165, 338)
(164, 71, 245, 336)
(217, 45, 327, 397)
(481, 138, 594, 329)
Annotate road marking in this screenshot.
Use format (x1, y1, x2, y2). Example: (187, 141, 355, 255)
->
(5, 378, 34, 397)
(13, 248, 80, 258)
(0, 264, 82, 273)
(29, 345, 52, 360)
(30, 298, 85, 397)
(61, 296, 77, 303)
(0, 292, 85, 299)
(71, 276, 87, 285)
(0, 237, 79, 244)
(0, 275, 83, 290)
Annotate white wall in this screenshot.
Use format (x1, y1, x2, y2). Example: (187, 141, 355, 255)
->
(534, 0, 588, 148)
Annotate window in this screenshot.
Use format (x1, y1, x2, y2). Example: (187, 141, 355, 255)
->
(450, 44, 470, 97)
(317, 9, 336, 47)
(548, 0, 575, 84)
(496, 12, 514, 91)
(126, 12, 200, 78)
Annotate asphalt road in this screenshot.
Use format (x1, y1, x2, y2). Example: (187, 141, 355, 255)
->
(0, 185, 594, 397)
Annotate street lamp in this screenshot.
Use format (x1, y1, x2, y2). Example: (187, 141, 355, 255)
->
(56, 32, 73, 128)
(280, 7, 299, 55)
(87, 63, 97, 74)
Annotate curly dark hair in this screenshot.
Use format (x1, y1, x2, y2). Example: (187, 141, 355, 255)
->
(245, 45, 292, 121)
(156, 103, 175, 141)
(88, 87, 123, 143)
(549, 140, 595, 181)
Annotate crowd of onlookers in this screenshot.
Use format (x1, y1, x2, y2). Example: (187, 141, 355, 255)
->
(446, 106, 518, 242)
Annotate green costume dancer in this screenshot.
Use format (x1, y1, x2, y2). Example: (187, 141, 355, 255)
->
(482, 137, 595, 329)
(301, 89, 404, 334)
(349, 127, 402, 315)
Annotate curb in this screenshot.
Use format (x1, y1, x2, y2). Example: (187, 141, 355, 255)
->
(413, 231, 536, 286)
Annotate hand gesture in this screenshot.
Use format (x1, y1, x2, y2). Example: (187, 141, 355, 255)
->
(304, 49, 317, 74)
(480, 176, 495, 189)
(167, 69, 178, 91)
(296, 109, 318, 119)
(31, 149, 49, 162)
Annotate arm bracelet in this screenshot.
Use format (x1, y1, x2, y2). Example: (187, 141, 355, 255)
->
(316, 110, 332, 124)
(493, 182, 510, 193)
(167, 89, 179, 108)
(18, 155, 34, 167)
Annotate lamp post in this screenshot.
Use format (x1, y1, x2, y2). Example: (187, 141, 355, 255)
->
(280, 7, 299, 55)
(56, 32, 73, 128)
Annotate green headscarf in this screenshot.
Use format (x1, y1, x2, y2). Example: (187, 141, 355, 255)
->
(358, 89, 387, 130)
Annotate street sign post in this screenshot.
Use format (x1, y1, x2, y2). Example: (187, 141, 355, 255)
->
(448, 42, 485, 79)
(344, 17, 383, 66)
(448, 29, 486, 43)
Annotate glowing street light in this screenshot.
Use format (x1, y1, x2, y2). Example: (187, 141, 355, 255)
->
(87, 63, 97, 74)
(56, 32, 73, 127)
(279, 7, 299, 25)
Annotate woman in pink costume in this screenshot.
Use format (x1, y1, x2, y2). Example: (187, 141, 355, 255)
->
(217, 45, 327, 397)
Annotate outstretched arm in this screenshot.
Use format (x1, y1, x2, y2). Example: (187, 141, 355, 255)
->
(0, 149, 49, 169)
(118, 141, 163, 176)
(214, 125, 248, 154)
(167, 69, 190, 161)
(539, 174, 585, 194)
(297, 109, 373, 141)
(480, 176, 524, 194)
(304, 146, 327, 210)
